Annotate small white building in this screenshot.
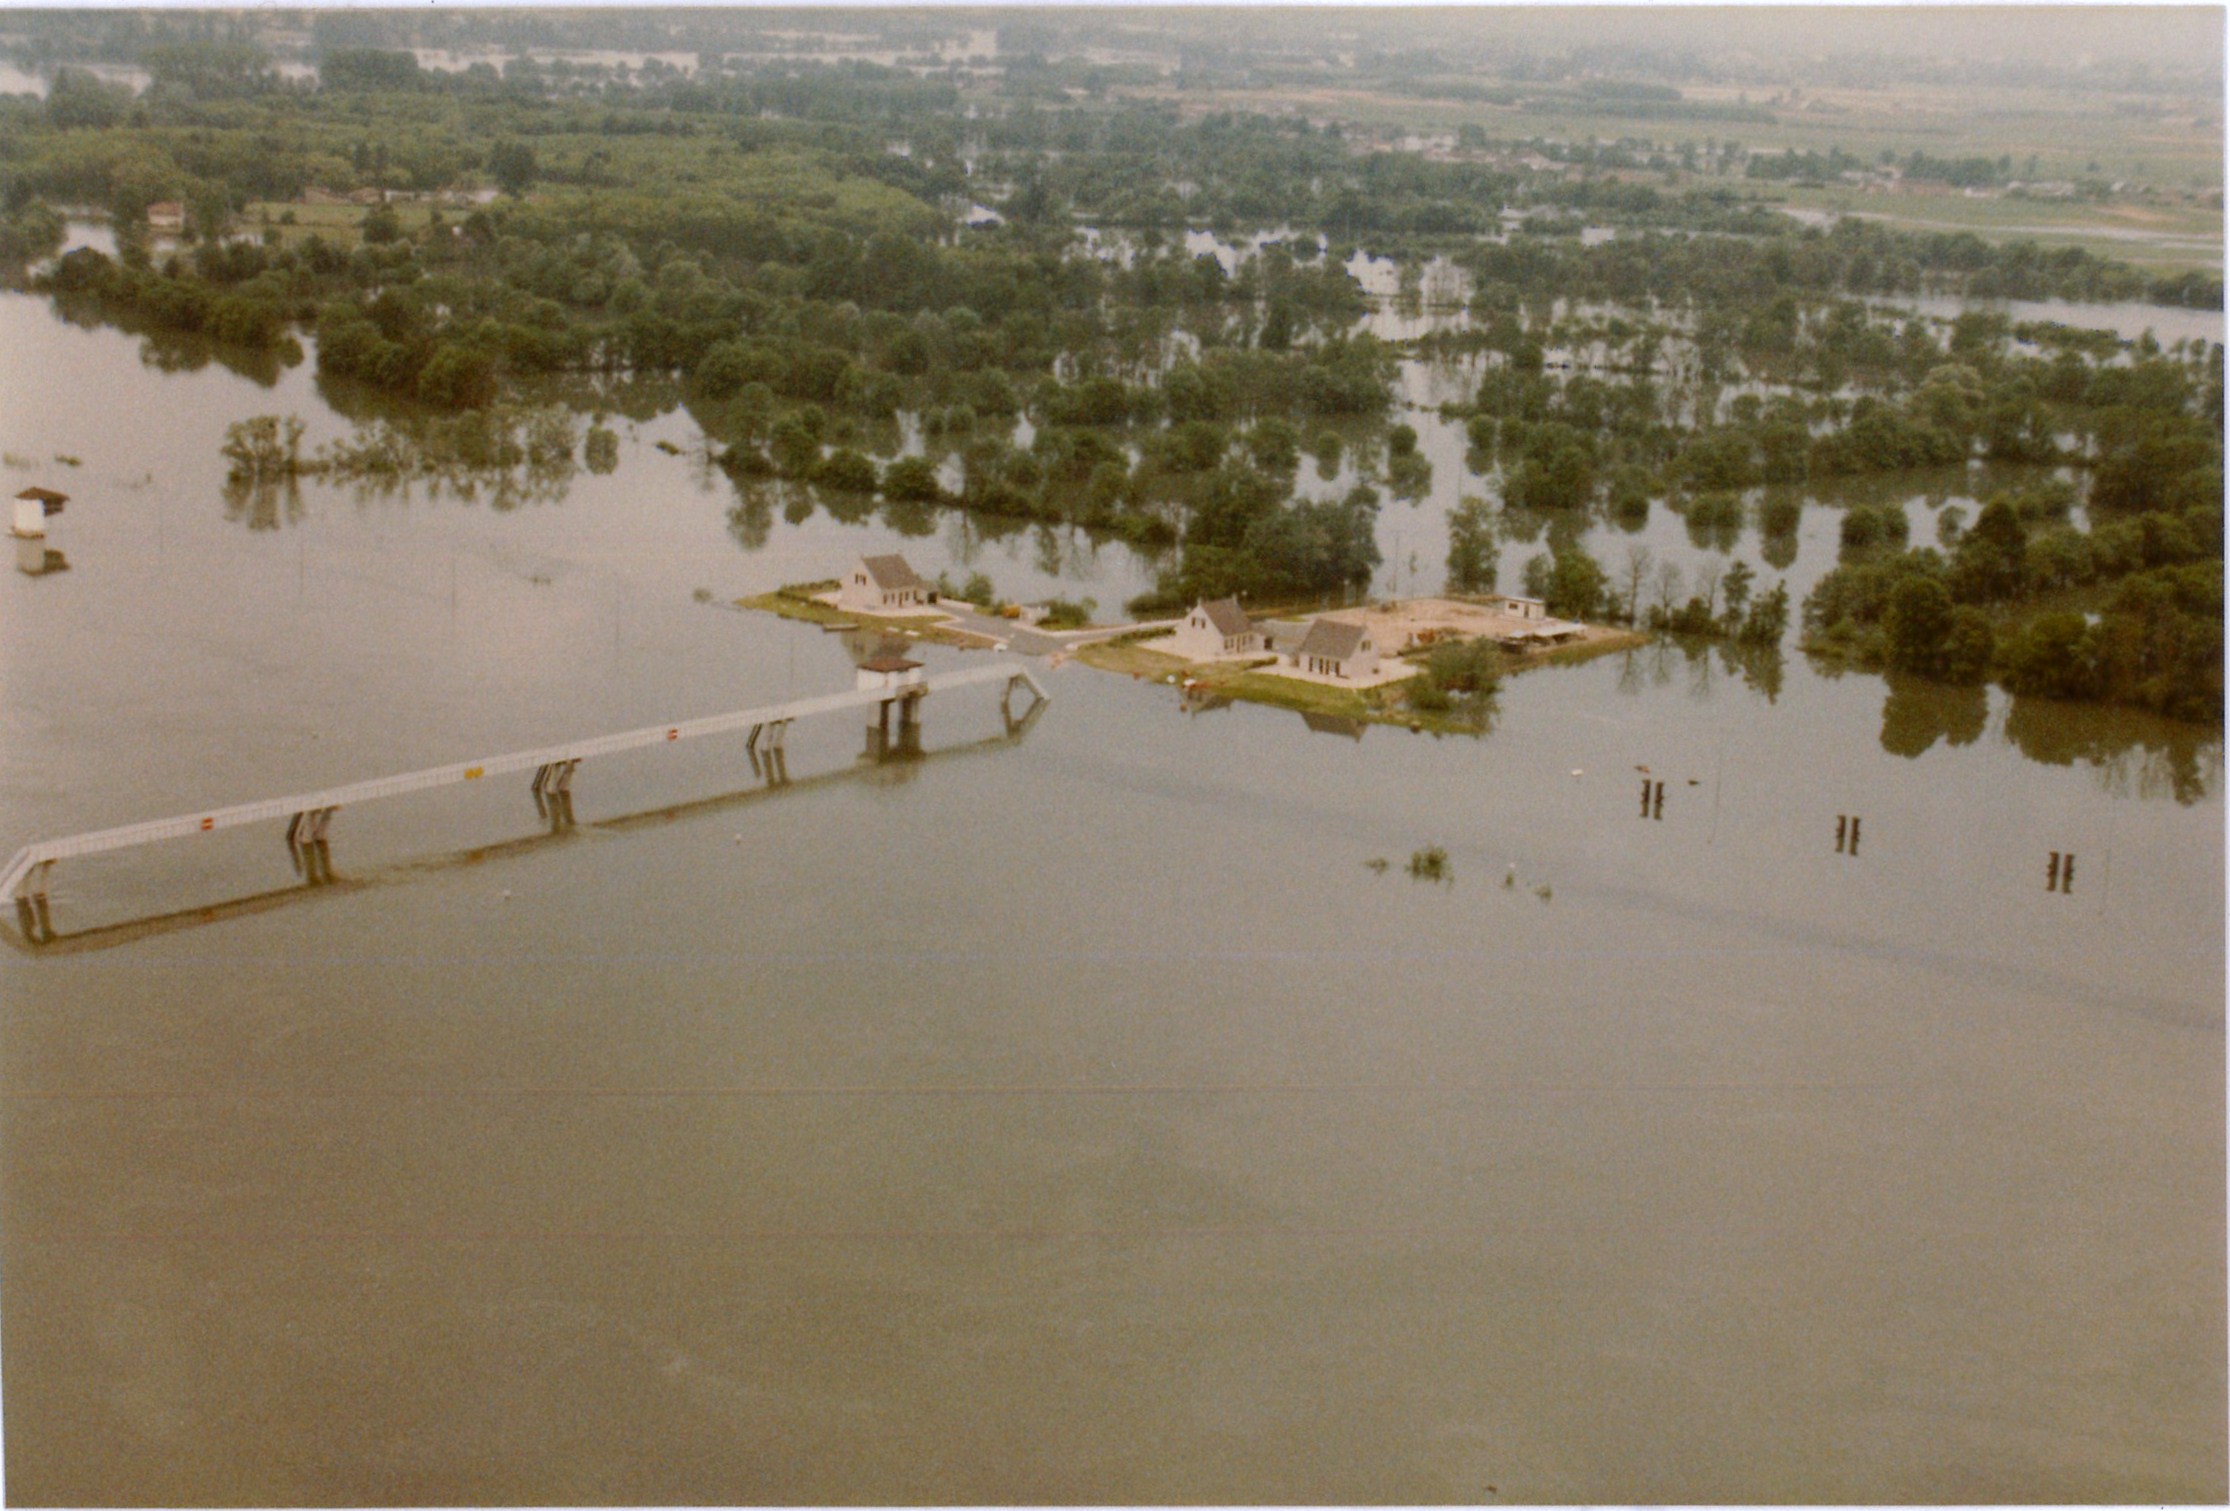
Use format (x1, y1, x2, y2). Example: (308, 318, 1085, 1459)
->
(1293, 617, 1379, 680)
(13, 487, 66, 540)
(854, 641, 925, 694)
(146, 201, 186, 233)
(1488, 595, 1547, 620)
(837, 553, 929, 614)
(1167, 597, 1261, 660)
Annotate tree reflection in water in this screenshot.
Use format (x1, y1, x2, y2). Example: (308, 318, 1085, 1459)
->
(1878, 673, 1988, 759)
(1619, 638, 1785, 703)
(725, 480, 774, 551)
(2003, 694, 2221, 805)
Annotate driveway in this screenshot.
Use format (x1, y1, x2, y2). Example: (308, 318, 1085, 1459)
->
(932, 606, 1180, 658)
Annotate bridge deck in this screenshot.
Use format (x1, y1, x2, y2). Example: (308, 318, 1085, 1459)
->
(3, 663, 1045, 900)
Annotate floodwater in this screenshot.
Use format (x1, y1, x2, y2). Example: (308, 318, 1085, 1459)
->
(0, 286, 2221, 1504)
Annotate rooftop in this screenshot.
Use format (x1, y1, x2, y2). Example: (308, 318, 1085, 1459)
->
(1297, 618, 1368, 660)
(860, 553, 926, 591)
(1196, 596, 1253, 636)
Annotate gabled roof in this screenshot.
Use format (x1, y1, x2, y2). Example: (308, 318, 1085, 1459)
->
(16, 487, 69, 504)
(1194, 596, 1252, 637)
(1297, 617, 1368, 660)
(860, 553, 925, 591)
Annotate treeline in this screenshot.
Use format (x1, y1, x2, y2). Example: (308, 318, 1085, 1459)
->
(1803, 387, 2222, 725)
(1452, 217, 2221, 313)
(1452, 297, 2220, 501)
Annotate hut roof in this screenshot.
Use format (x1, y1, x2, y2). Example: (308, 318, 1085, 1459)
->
(1297, 617, 1368, 660)
(16, 487, 69, 504)
(860, 553, 926, 591)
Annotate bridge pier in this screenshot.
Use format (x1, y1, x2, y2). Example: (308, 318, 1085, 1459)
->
(531, 761, 579, 826)
(1000, 673, 1048, 737)
(286, 807, 338, 883)
(13, 859, 54, 943)
(1, 662, 1048, 941)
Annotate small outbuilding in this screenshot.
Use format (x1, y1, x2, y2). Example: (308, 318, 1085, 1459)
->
(854, 637, 925, 694)
(146, 201, 185, 233)
(13, 487, 67, 540)
(1488, 594, 1547, 621)
(1293, 617, 1379, 680)
(1168, 597, 1261, 661)
(837, 553, 930, 614)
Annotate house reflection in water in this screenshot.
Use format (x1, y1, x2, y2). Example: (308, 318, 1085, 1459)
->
(1301, 711, 1366, 741)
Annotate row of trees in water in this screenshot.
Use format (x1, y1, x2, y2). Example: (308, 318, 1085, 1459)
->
(3, 48, 2220, 724)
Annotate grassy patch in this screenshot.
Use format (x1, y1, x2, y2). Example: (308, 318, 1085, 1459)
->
(734, 590, 987, 647)
(244, 199, 440, 249)
(1759, 184, 2222, 272)
(1072, 641, 1190, 678)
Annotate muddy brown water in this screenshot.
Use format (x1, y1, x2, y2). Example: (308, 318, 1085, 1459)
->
(0, 290, 2220, 1503)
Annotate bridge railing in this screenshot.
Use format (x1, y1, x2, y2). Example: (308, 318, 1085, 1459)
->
(3, 663, 1047, 903)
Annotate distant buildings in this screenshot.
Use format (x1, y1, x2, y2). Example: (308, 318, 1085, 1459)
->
(837, 553, 930, 614)
(145, 201, 185, 233)
(1168, 597, 1261, 660)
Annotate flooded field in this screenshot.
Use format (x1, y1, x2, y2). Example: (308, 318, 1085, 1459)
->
(0, 285, 2220, 1502)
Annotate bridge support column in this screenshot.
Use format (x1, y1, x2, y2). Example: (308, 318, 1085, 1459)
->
(287, 808, 337, 884)
(13, 859, 54, 943)
(1000, 673, 1048, 736)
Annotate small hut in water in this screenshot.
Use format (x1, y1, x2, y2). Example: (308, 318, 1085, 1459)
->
(853, 636, 925, 694)
(13, 487, 67, 539)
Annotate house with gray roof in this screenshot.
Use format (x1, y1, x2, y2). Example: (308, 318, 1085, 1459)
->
(1168, 597, 1262, 661)
(837, 553, 930, 614)
(1293, 617, 1380, 680)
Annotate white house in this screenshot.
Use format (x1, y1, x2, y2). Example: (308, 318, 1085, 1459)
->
(146, 201, 186, 233)
(1293, 617, 1379, 679)
(1167, 597, 1260, 660)
(1488, 595, 1547, 620)
(837, 553, 929, 614)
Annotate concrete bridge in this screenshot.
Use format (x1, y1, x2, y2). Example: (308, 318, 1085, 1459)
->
(4, 662, 1047, 941)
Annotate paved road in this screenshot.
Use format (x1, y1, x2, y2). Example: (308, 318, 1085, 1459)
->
(932, 607, 1180, 658)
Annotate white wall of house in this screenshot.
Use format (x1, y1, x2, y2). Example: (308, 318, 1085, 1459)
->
(1168, 606, 1258, 661)
(1298, 635, 1378, 679)
(836, 565, 923, 615)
